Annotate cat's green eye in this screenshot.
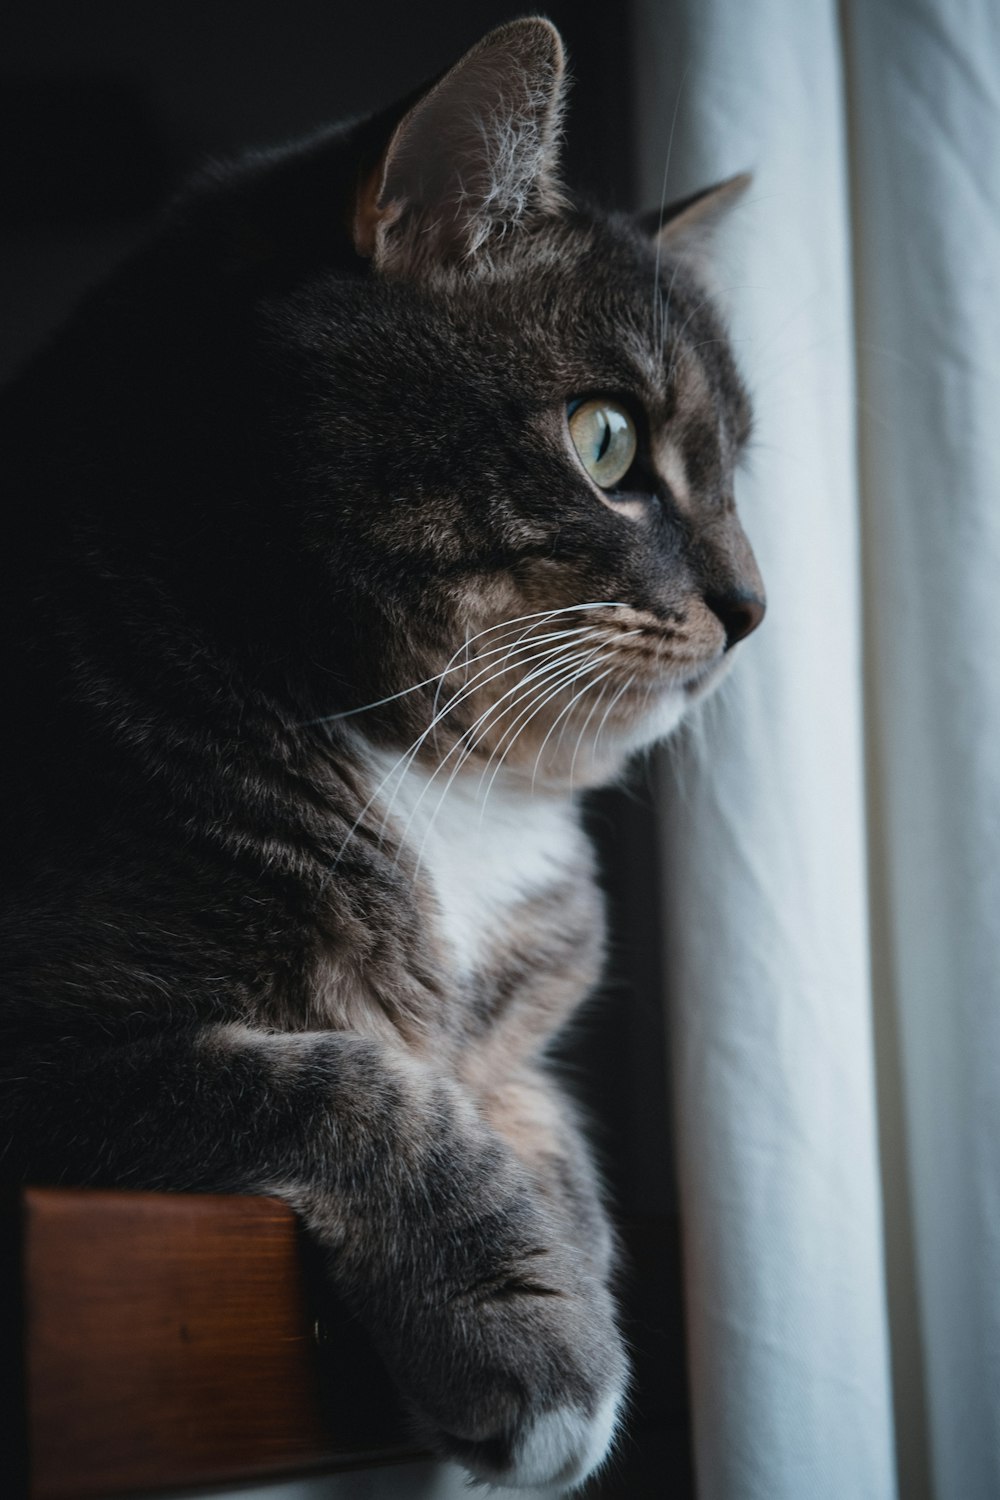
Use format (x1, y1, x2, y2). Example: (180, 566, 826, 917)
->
(567, 398, 638, 490)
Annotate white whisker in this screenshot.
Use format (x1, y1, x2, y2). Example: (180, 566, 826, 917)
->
(666, 296, 711, 383)
(569, 676, 613, 795)
(325, 602, 634, 874)
(659, 248, 684, 364)
(310, 620, 594, 727)
(651, 62, 689, 350)
(530, 660, 621, 792)
(369, 633, 606, 853)
(592, 673, 636, 757)
(399, 656, 598, 881)
(398, 641, 612, 867)
(471, 646, 617, 796)
(475, 648, 623, 821)
(328, 633, 593, 871)
(429, 622, 593, 729)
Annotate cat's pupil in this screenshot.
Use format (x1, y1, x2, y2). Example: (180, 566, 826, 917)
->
(596, 418, 611, 461)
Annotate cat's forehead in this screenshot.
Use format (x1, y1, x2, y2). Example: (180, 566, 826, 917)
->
(434, 212, 749, 447)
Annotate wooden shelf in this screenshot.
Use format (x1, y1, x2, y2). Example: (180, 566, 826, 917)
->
(4, 1187, 420, 1500)
(2, 1189, 688, 1499)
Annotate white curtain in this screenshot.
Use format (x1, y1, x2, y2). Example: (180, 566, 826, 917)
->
(634, 2, 1000, 1497)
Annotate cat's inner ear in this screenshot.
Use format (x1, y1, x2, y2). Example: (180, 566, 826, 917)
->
(640, 172, 752, 254)
(354, 18, 567, 273)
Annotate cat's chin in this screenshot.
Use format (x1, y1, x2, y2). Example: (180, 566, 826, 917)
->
(620, 656, 734, 749)
(590, 686, 693, 776)
(535, 657, 734, 791)
(508, 683, 697, 795)
(466, 658, 729, 797)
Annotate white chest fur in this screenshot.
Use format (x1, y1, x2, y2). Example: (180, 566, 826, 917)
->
(365, 747, 579, 980)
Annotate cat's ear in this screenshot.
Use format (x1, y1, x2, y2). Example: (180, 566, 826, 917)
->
(354, 18, 567, 274)
(639, 172, 751, 254)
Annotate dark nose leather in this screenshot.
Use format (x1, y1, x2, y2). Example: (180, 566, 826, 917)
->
(706, 589, 766, 650)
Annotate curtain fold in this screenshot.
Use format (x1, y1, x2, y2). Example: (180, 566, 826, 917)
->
(843, 4, 1000, 1497)
(636, 0, 1000, 1494)
(633, 1, 969, 1496)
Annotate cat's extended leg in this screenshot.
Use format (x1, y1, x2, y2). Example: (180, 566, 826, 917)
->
(3, 1024, 626, 1491)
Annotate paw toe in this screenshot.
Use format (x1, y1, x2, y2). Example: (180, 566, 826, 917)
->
(509, 1387, 622, 1490)
(442, 1386, 623, 1492)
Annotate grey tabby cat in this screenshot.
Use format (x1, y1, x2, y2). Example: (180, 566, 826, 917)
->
(0, 17, 763, 1493)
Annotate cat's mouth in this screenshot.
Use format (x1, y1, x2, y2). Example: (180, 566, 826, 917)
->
(567, 605, 728, 694)
(414, 600, 729, 790)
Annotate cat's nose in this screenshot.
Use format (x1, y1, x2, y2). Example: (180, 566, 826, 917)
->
(706, 588, 766, 650)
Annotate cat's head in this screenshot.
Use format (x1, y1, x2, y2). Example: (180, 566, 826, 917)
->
(80, 19, 765, 791)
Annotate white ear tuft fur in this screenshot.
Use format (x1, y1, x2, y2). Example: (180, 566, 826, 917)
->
(355, 19, 568, 274)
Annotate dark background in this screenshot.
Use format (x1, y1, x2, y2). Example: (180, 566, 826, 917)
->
(1, 4, 690, 1492)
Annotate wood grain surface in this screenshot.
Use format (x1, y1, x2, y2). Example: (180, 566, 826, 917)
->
(4, 1189, 682, 1499)
(14, 1187, 419, 1500)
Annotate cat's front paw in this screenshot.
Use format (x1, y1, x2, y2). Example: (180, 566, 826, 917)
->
(397, 1252, 628, 1492)
(444, 1379, 625, 1493)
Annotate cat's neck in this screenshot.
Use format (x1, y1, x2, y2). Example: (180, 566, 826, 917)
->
(362, 744, 584, 984)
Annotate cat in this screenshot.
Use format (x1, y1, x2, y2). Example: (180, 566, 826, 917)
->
(0, 17, 764, 1493)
